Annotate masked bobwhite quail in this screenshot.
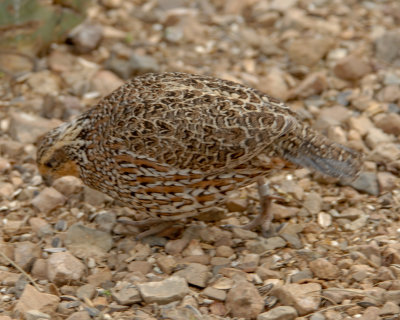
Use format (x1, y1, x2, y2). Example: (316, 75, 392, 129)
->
(37, 72, 362, 238)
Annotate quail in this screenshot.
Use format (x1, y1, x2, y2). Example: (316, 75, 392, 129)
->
(37, 72, 362, 238)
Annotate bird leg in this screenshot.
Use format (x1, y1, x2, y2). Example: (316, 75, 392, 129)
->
(241, 177, 281, 235)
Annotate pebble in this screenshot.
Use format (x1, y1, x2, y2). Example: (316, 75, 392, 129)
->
(237, 253, 260, 272)
(65, 223, 113, 259)
(111, 281, 142, 305)
(333, 55, 372, 80)
(289, 72, 328, 99)
(14, 285, 59, 316)
(156, 255, 177, 274)
(257, 306, 298, 320)
(127, 260, 152, 275)
(375, 30, 400, 66)
(65, 311, 91, 320)
(215, 245, 235, 258)
(303, 193, 322, 215)
(52, 176, 83, 196)
(91, 70, 124, 97)
(29, 217, 53, 237)
(288, 37, 333, 67)
(379, 301, 400, 315)
(14, 241, 41, 271)
(226, 280, 264, 319)
(232, 227, 258, 240)
(309, 258, 340, 280)
(377, 172, 397, 192)
(246, 237, 287, 253)
(24, 310, 51, 320)
(375, 112, 400, 135)
(173, 263, 210, 288)
(137, 276, 189, 304)
(31, 187, 67, 214)
(202, 287, 226, 301)
(76, 284, 96, 300)
(273, 283, 321, 316)
(225, 198, 248, 212)
(47, 251, 85, 284)
(68, 22, 103, 54)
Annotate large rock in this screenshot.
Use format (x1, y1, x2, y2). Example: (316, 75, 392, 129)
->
(273, 283, 321, 316)
(47, 251, 85, 284)
(226, 281, 264, 319)
(14, 285, 59, 316)
(31, 187, 67, 214)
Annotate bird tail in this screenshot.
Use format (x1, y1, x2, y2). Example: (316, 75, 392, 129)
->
(278, 127, 363, 179)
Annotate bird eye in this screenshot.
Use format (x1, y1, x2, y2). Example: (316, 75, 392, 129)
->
(44, 161, 53, 168)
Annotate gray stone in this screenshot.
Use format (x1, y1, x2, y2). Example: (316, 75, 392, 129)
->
(68, 22, 102, 54)
(137, 276, 189, 304)
(31, 187, 67, 214)
(375, 30, 400, 66)
(111, 281, 142, 305)
(202, 287, 226, 301)
(246, 237, 287, 253)
(47, 252, 85, 284)
(173, 263, 210, 288)
(257, 306, 298, 320)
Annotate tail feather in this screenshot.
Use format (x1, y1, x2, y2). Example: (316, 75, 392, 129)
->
(279, 128, 363, 179)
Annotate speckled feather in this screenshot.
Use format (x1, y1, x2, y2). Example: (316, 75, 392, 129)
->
(37, 72, 362, 219)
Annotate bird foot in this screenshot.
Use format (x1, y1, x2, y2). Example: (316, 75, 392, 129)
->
(231, 177, 283, 236)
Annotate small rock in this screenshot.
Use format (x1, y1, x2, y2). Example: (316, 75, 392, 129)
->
(91, 70, 124, 97)
(65, 224, 113, 259)
(24, 310, 51, 320)
(333, 55, 372, 80)
(257, 306, 298, 320)
(29, 217, 53, 237)
(65, 311, 91, 320)
(52, 176, 83, 196)
(94, 211, 116, 233)
(182, 239, 205, 257)
(156, 255, 177, 275)
(365, 127, 392, 149)
(259, 68, 289, 101)
(348, 117, 374, 136)
(290, 72, 328, 99)
(31, 187, 67, 214)
(76, 284, 96, 300)
(47, 251, 85, 284)
(68, 22, 102, 54)
(215, 245, 235, 258)
(238, 253, 260, 272)
(291, 269, 314, 283)
(226, 281, 264, 319)
(137, 276, 189, 304)
(225, 198, 248, 212)
(309, 258, 340, 280)
(246, 237, 287, 253)
(380, 301, 400, 315)
(174, 263, 210, 288)
(87, 268, 112, 287)
(165, 238, 190, 255)
(318, 212, 332, 228)
(127, 261, 152, 275)
(31, 259, 48, 280)
(26, 71, 61, 95)
(0, 158, 11, 173)
(377, 172, 397, 192)
(256, 265, 282, 280)
(232, 227, 258, 240)
(111, 281, 142, 305)
(14, 285, 59, 316)
(83, 186, 111, 206)
(375, 113, 400, 135)
(14, 242, 41, 271)
(288, 37, 333, 67)
(273, 283, 321, 316)
(375, 30, 400, 66)
(303, 193, 322, 215)
(202, 287, 226, 301)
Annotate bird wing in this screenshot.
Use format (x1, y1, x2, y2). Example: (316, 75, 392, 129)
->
(100, 73, 300, 173)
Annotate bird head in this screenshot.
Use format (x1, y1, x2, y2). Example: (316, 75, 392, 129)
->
(36, 121, 81, 185)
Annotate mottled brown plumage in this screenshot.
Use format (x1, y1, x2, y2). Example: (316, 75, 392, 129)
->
(37, 72, 362, 234)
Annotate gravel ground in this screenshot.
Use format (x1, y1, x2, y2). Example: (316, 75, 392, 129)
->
(0, 0, 400, 319)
